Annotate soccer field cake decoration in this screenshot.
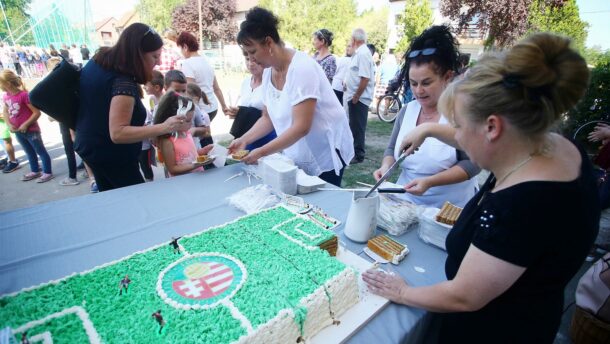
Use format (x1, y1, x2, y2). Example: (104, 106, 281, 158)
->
(0, 206, 360, 343)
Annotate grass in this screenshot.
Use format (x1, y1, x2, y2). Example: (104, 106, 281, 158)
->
(216, 117, 397, 187)
(342, 118, 399, 188)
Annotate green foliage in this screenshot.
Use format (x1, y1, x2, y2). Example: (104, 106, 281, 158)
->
(584, 46, 610, 67)
(259, 0, 358, 55)
(137, 0, 185, 33)
(527, 0, 588, 54)
(395, 0, 433, 53)
(352, 7, 389, 56)
(0, 0, 34, 45)
(563, 55, 610, 151)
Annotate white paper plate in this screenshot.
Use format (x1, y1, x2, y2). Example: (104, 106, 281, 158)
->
(363, 247, 389, 264)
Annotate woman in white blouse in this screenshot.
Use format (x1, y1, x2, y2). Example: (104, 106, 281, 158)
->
(176, 31, 229, 122)
(228, 7, 354, 186)
(225, 52, 277, 150)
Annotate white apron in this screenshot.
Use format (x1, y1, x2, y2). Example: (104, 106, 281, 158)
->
(393, 101, 477, 208)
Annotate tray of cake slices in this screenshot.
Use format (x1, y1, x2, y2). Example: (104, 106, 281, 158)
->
(418, 201, 463, 251)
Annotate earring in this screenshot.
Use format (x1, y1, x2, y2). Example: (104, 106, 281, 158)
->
(269, 48, 273, 56)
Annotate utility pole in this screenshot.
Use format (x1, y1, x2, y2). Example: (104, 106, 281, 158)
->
(0, 0, 15, 45)
(198, 0, 202, 47)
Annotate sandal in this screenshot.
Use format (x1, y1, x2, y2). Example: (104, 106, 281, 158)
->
(21, 172, 42, 181)
(36, 173, 55, 183)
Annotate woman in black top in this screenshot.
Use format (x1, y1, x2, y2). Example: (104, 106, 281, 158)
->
(363, 33, 600, 343)
(75, 23, 190, 191)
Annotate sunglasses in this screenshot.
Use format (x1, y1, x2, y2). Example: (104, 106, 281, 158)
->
(144, 26, 157, 38)
(408, 48, 437, 58)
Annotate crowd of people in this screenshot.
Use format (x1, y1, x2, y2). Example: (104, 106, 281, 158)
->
(0, 6, 604, 342)
(0, 42, 91, 78)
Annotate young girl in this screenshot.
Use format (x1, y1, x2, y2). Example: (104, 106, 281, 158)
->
(154, 92, 213, 177)
(0, 69, 53, 182)
(185, 83, 213, 148)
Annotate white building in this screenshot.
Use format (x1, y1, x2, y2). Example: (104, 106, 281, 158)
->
(387, 0, 484, 59)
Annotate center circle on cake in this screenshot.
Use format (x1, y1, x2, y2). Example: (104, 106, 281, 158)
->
(157, 253, 247, 310)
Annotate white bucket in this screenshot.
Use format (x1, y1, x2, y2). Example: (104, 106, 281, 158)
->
(344, 190, 380, 243)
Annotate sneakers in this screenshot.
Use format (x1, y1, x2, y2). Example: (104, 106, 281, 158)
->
(2, 161, 20, 173)
(90, 181, 99, 193)
(60, 177, 80, 186)
(36, 173, 54, 183)
(21, 171, 41, 181)
(0, 158, 6, 169)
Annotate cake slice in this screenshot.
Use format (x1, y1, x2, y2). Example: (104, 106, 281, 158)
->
(435, 201, 463, 225)
(367, 235, 409, 265)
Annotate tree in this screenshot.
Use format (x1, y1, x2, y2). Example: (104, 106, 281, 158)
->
(563, 55, 610, 153)
(138, 0, 185, 32)
(584, 46, 610, 67)
(171, 0, 237, 42)
(395, 0, 433, 53)
(352, 7, 389, 55)
(439, 0, 565, 48)
(259, 0, 357, 55)
(0, 0, 34, 45)
(527, 0, 588, 54)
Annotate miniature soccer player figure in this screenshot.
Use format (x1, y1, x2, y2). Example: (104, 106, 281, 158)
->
(170, 237, 181, 254)
(151, 310, 165, 334)
(21, 331, 30, 344)
(118, 274, 131, 295)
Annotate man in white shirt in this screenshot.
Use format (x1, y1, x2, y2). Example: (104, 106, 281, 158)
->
(345, 28, 374, 164)
(69, 44, 83, 67)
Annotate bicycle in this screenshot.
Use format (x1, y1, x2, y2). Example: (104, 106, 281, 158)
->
(376, 87, 403, 123)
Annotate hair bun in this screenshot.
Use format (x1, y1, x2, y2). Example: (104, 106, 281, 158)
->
(246, 7, 279, 30)
(505, 33, 588, 115)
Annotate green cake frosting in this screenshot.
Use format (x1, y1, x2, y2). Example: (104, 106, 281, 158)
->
(0, 206, 349, 343)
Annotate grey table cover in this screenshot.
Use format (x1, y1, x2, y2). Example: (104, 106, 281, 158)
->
(0, 163, 448, 343)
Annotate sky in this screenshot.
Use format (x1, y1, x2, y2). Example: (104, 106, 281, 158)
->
(90, 0, 610, 50)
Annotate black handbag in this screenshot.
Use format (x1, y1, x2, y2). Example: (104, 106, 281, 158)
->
(229, 106, 262, 139)
(29, 58, 80, 130)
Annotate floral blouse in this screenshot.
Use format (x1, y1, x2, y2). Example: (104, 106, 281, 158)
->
(314, 53, 337, 84)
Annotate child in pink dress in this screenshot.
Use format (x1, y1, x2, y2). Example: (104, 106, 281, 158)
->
(0, 69, 53, 182)
(154, 92, 213, 177)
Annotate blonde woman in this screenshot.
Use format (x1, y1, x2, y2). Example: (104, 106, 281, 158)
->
(364, 33, 599, 342)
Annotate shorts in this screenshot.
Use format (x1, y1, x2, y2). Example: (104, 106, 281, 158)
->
(0, 119, 10, 140)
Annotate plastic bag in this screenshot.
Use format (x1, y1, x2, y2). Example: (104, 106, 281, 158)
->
(377, 193, 421, 236)
(227, 184, 280, 214)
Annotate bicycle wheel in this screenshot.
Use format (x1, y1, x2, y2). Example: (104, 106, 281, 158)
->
(377, 95, 401, 123)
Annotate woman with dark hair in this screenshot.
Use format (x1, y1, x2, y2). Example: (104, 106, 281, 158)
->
(228, 7, 354, 186)
(364, 32, 598, 344)
(176, 31, 229, 122)
(74, 23, 190, 191)
(312, 29, 336, 84)
(373, 25, 480, 208)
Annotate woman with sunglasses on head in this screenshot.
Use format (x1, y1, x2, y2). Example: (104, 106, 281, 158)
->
(312, 29, 336, 84)
(364, 32, 599, 343)
(75, 23, 191, 191)
(228, 7, 354, 186)
(373, 25, 480, 208)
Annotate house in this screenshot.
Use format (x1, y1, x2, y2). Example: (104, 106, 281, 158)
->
(387, 0, 484, 59)
(235, 0, 259, 28)
(95, 17, 118, 47)
(115, 10, 140, 34)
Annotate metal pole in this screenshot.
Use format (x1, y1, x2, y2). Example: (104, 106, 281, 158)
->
(198, 0, 202, 47)
(0, 0, 15, 45)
